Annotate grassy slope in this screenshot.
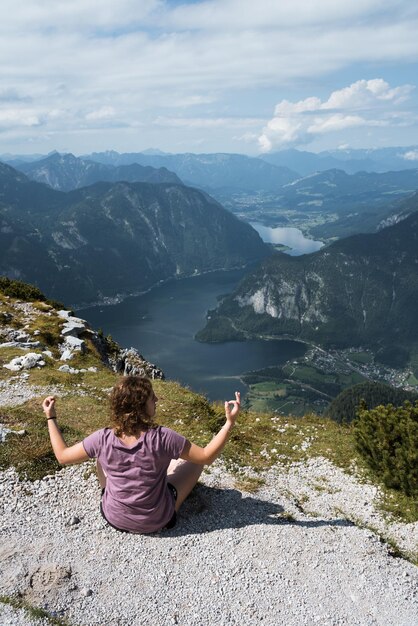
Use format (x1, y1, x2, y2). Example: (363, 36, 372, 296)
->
(0, 290, 416, 530)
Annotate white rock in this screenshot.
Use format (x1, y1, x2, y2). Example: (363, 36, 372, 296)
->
(0, 424, 26, 443)
(60, 349, 74, 361)
(3, 353, 46, 371)
(0, 341, 42, 349)
(60, 336, 85, 361)
(58, 365, 78, 373)
(81, 587, 93, 597)
(61, 321, 86, 338)
(64, 336, 85, 351)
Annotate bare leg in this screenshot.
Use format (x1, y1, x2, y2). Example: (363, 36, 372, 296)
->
(96, 460, 107, 489)
(167, 459, 204, 511)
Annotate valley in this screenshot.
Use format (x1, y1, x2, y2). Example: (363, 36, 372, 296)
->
(2, 147, 418, 416)
(211, 168, 418, 242)
(242, 345, 417, 416)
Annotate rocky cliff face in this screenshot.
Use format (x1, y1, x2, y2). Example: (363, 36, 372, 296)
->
(0, 165, 269, 305)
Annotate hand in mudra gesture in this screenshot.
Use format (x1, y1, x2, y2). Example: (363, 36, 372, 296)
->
(224, 391, 240, 426)
(42, 396, 56, 419)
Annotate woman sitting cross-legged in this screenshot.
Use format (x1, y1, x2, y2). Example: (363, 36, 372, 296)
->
(42, 376, 240, 534)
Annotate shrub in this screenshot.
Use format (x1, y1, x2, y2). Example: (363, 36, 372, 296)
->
(0, 276, 63, 309)
(354, 401, 418, 498)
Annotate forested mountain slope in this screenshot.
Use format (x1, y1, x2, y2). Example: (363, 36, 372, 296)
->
(198, 197, 418, 367)
(0, 163, 268, 305)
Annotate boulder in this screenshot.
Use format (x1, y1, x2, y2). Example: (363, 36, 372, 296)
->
(0, 424, 26, 443)
(64, 336, 85, 351)
(60, 349, 74, 361)
(59, 336, 86, 361)
(58, 365, 97, 374)
(3, 353, 46, 371)
(0, 341, 42, 349)
(61, 320, 87, 337)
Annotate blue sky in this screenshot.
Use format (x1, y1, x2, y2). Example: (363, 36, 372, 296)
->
(1, 0, 418, 156)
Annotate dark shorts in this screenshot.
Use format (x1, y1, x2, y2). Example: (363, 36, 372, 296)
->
(100, 483, 177, 533)
(165, 483, 178, 530)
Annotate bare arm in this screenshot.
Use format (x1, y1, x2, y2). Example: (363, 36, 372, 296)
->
(42, 396, 89, 465)
(180, 392, 240, 465)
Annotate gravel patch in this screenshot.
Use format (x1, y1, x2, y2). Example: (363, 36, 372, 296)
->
(263, 457, 418, 558)
(0, 375, 102, 410)
(0, 375, 66, 408)
(0, 460, 417, 626)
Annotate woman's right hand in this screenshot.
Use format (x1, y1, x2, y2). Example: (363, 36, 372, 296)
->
(42, 396, 56, 419)
(224, 391, 240, 426)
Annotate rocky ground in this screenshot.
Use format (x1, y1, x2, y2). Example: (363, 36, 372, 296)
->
(0, 457, 417, 626)
(0, 299, 417, 626)
(0, 372, 417, 626)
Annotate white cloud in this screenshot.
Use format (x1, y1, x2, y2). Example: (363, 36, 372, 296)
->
(0, 109, 41, 128)
(259, 79, 415, 151)
(322, 79, 413, 109)
(85, 106, 115, 121)
(153, 116, 264, 128)
(402, 150, 418, 161)
(235, 132, 260, 143)
(0, 0, 161, 34)
(307, 114, 369, 134)
(165, 0, 392, 30)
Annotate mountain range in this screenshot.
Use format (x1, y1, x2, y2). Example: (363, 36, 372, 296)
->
(261, 146, 418, 175)
(15, 152, 182, 191)
(197, 194, 418, 369)
(5, 145, 418, 179)
(81, 150, 298, 192)
(8, 151, 418, 243)
(0, 162, 268, 305)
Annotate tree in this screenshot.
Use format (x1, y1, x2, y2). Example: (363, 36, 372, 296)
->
(354, 401, 418, 497)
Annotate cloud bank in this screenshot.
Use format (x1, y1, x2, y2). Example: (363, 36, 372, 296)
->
(0, 0, 417, 152)
(258, 80, 415, 152)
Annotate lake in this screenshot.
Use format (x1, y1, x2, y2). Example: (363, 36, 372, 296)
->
(78, 269, 306, 402)
(250, 223, 324, 255)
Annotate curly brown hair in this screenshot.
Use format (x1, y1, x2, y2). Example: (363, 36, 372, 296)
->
(110, 376, 156, 437)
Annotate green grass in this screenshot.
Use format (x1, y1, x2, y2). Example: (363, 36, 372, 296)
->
(347, 351, 374, 365)
(283, 364, 333, 383)
(378, 487, 418, 525)
(234, 476, 266, 493)
(244, 357, 368, 417)
(407, 372, 418, 386)
(0, 595, 72, 626)
(249, 381, 285, 393)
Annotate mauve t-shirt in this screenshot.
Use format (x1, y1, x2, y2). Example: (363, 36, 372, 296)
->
(83, 426, 187, 533)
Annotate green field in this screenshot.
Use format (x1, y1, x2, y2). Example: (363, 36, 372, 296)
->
(347, 351, 374, 364)
(243, 357, 368, 416)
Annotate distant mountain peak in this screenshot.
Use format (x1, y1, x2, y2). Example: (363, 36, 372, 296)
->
(141, 148, 169, 156)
